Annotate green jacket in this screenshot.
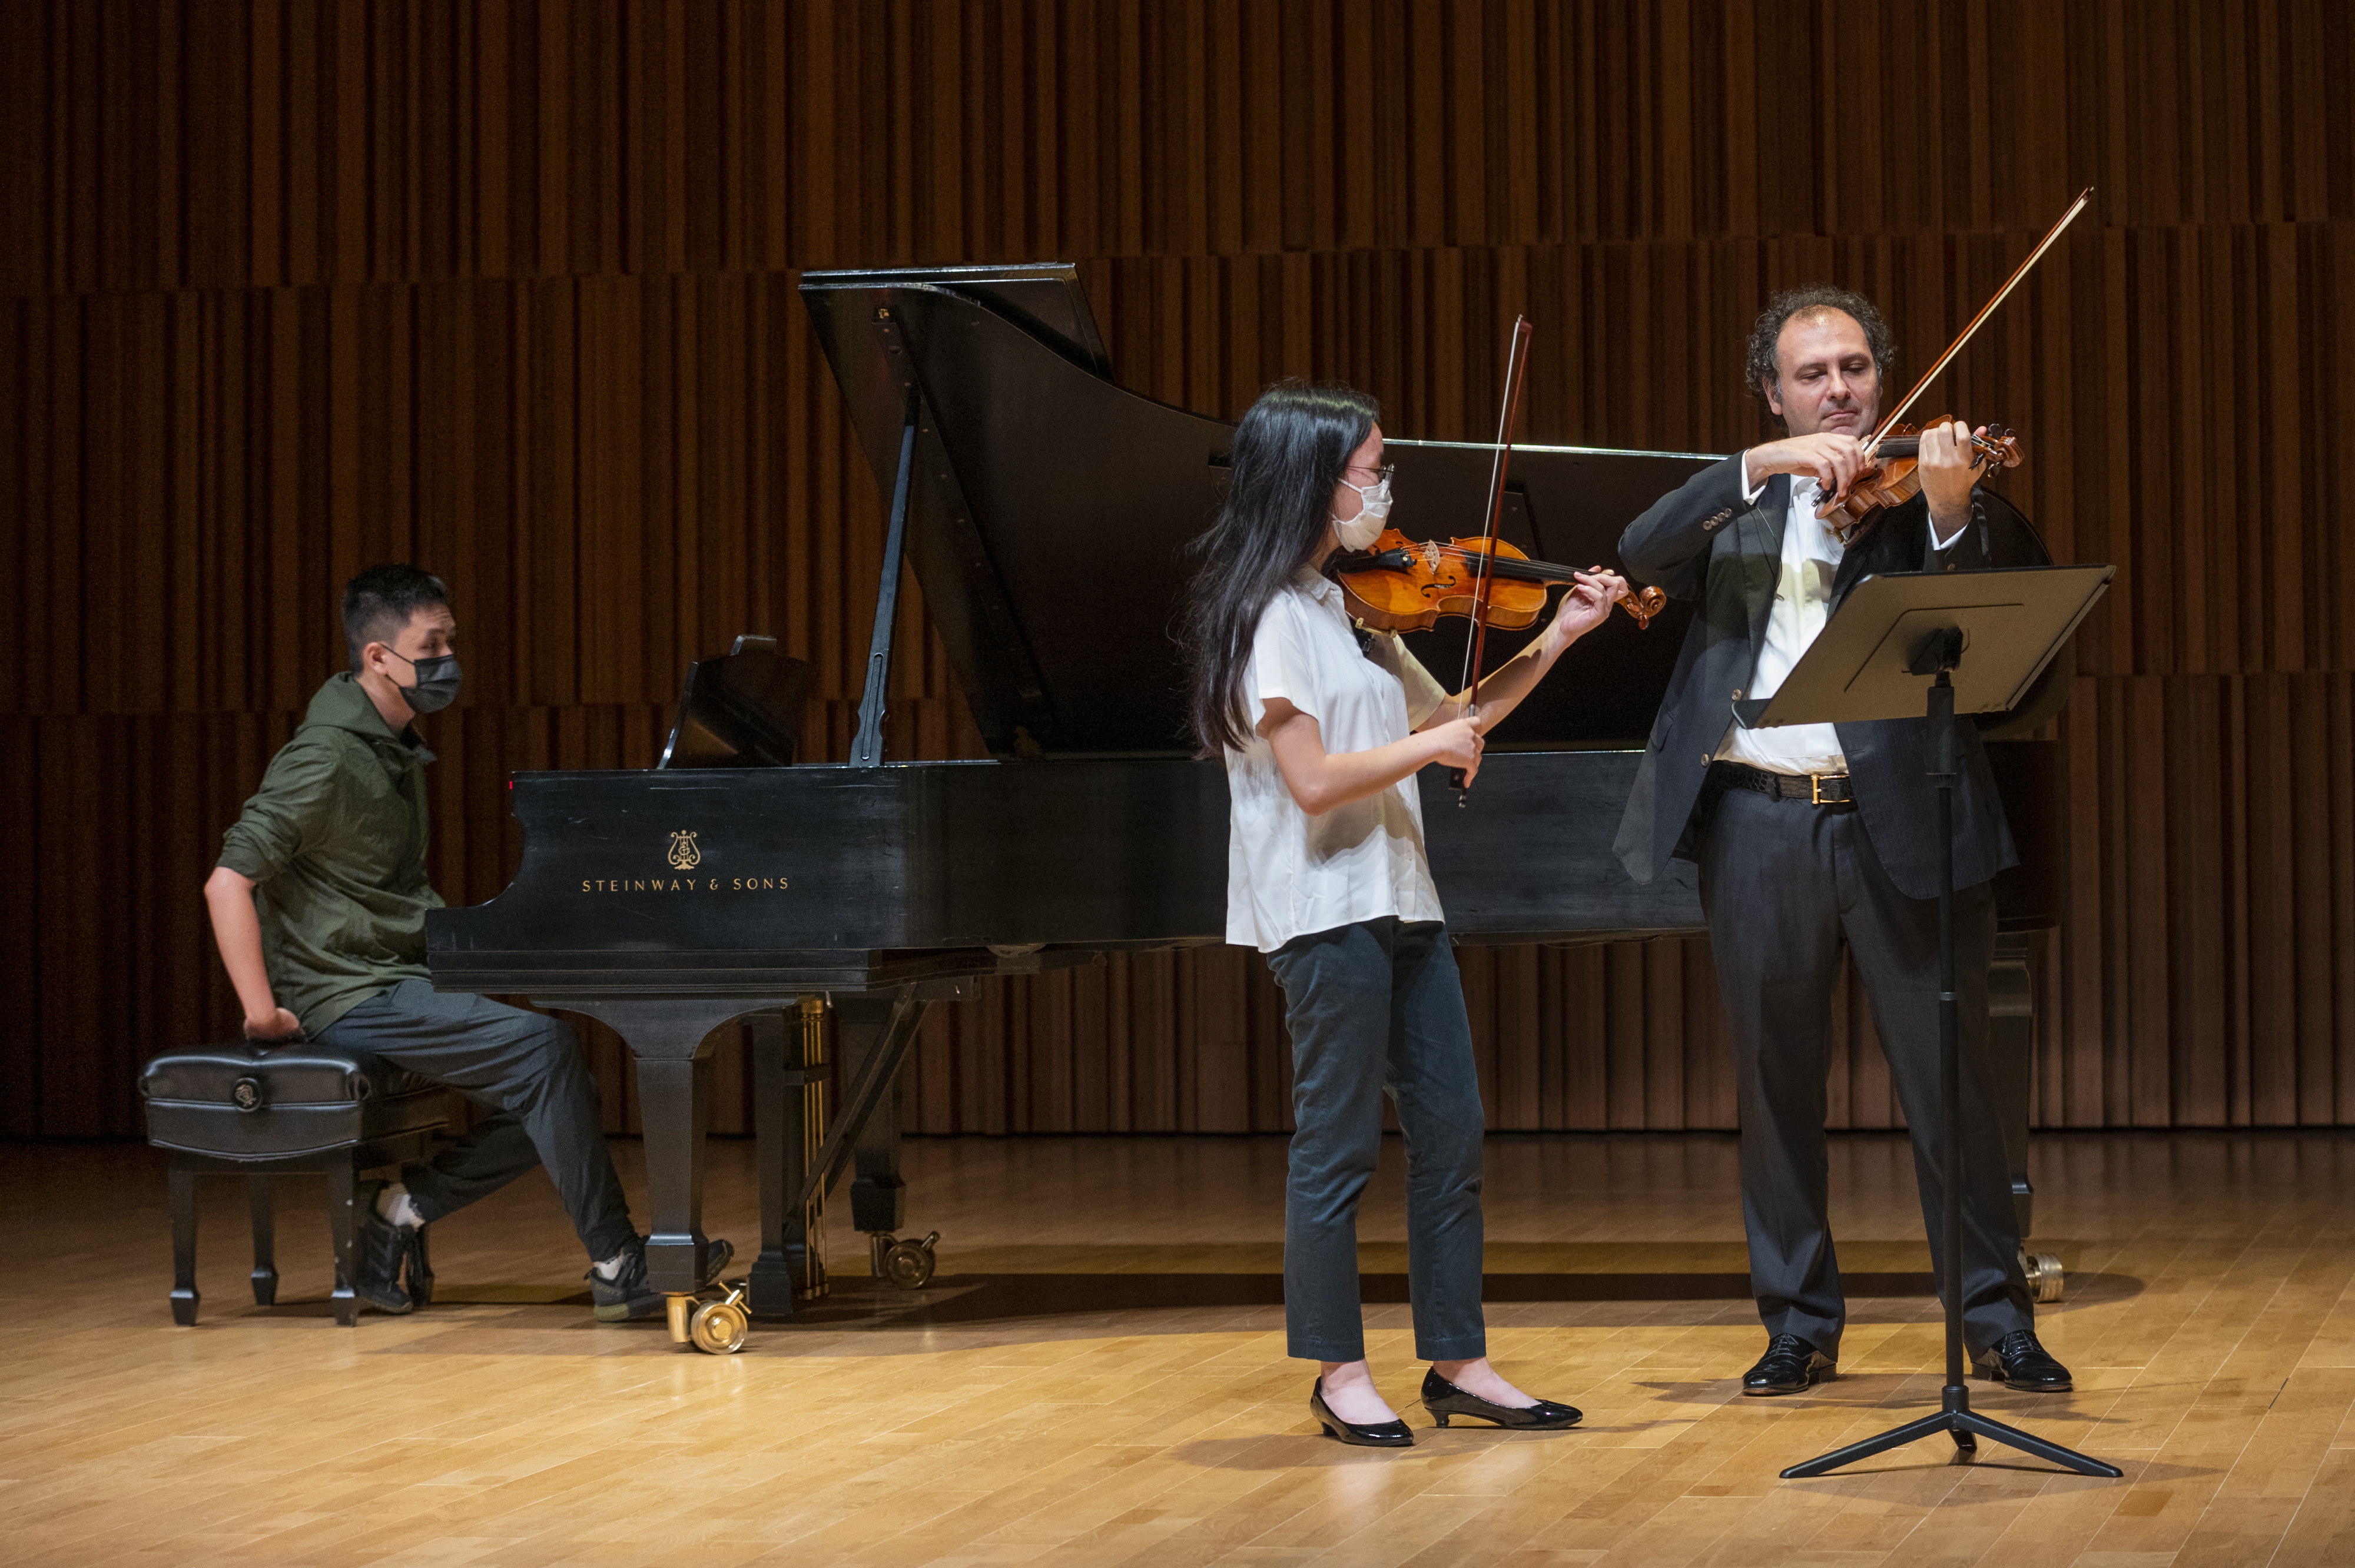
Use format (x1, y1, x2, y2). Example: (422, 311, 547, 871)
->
(217, 673, 443, 1034)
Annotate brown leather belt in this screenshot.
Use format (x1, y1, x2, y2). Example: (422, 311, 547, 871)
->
(1716, 760, 1856, 806)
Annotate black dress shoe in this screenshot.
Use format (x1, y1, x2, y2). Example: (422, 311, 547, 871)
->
(1742, 1333, 1835, 1396)
(1420, 1368, 1582, 1430)
(1308, 1379, 1414, 1447)
(350, 1181, 413, 1315)
(1970, 1329, 2074, 1392)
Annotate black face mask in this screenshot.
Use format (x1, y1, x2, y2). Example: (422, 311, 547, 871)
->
(382, 649, 462, 714)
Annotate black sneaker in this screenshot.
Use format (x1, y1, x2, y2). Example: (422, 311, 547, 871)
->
(350, 1181, 414, 1315)
(402, 1220, 435, 1309)
(587, 1235, 735, 1322)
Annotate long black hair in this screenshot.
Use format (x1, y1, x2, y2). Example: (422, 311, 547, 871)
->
(1178, 379, 1378, 756)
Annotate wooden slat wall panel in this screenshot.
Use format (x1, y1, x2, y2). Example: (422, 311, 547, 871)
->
(13, 231, 2353, 720)
(6, 0, 2352, 295)
(0, 273, 987, 716)
(4, 0, 2350, 1137)
(2046, 673, 2355, 1129)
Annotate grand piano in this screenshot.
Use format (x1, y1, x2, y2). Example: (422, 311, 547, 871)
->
(426, 264, 2064, 1349)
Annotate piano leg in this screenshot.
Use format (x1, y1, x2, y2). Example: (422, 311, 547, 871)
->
(553, 998, 799, 1304)
(1989, 932, 2062, 1301)
(836, 995, 915, 1243)
(751, 1013, 792, 1319)
(767, 983, 963, 1295)
(851, 1081, 906, 1240)
(637, 1053, 715, 1298)
(750, 998, 834, 1320)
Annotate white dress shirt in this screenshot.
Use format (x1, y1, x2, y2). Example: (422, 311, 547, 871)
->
(1715, 457, 1971, 776)
(1224, 570, 1450, 952)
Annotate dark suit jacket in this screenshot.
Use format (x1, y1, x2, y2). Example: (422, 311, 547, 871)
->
(1611, 454, 2069, 902)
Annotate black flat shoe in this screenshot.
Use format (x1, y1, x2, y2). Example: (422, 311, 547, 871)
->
(1308, 1378, 1413, 1447)
(1969, 1329, 2074, 1392)
(1420, 1368, 1582, 1430)
(1742, 1333, 1835, 1396)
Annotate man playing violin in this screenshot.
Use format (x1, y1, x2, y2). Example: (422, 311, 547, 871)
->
(1613, 285, 2074, 1398)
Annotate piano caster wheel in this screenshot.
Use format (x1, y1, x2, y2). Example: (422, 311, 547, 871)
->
(2018, 1248, 2065, 1304)
(872, 1230, 939, 1291)
(688, 1284, 751, 1355)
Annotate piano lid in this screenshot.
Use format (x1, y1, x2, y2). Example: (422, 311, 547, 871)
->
(801, 265, 1723, 759)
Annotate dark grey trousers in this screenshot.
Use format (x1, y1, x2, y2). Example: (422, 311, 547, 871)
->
(1265, 918, 1487, 1364)
(1697, 784, 2035, 1360)
(316, 978, 637, 1262)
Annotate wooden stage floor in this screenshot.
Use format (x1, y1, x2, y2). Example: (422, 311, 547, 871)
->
(5, 1130, 2354, 1566)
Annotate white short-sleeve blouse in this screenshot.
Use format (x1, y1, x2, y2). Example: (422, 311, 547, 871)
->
(1223, 570, 1450, 952)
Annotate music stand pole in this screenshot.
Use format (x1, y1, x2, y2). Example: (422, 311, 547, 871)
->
(1782, 638, 2118, 1479)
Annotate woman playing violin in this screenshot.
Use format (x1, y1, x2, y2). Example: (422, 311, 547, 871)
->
(1178, 379, 1624, 1445)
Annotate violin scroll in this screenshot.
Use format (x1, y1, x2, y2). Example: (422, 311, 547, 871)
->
(1619, 583, 1666, 629)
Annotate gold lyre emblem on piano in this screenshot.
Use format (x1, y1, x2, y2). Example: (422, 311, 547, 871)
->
(667, 830, 702, 871)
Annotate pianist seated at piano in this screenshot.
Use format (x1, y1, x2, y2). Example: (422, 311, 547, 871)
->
(201, 564, 732, 1321)
(1180, 381, 1625, 1446)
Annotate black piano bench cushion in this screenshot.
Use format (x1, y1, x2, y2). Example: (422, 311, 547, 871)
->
(141, 1042, 449, 1161)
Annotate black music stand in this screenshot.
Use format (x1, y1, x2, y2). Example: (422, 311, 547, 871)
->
(1731, 563, 2122, 1480)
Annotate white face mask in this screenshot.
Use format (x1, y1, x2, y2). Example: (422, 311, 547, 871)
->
(1332, 473, 1392, 551)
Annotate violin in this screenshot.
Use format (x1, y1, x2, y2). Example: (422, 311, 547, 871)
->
(1334, 528, 1668, 632)
(1812, 185, 2094, 542)
(1816, 416, 2024, 544)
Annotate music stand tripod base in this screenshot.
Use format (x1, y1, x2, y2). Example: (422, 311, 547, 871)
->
(1782, 1384, 2120, 1479)
(1738, 566, 2121, 1481)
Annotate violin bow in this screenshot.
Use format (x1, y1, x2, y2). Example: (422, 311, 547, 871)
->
(1861, 187, 2094, 463)
(1451, 314, 1535, 805)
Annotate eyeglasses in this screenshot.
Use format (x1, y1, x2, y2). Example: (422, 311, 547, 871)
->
(1345, 463, 1395, 485)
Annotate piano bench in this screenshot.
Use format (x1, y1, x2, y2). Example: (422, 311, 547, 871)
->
(139, 1042, 455, 1328)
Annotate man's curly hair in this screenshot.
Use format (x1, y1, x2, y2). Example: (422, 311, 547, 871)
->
(1743, 285, 1897, 425)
